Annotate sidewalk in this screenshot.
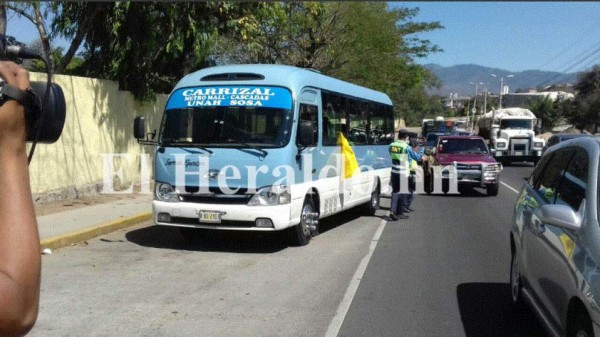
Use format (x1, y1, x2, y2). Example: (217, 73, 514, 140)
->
(36, 193, 153, 250)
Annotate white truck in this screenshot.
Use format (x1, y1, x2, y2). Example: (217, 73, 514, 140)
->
(477, 107, 545, 165)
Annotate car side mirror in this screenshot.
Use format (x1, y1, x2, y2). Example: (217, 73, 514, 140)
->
(134, 116, 146, 139)
(533, 204, 582, 232)
(134, 116, 157, 145)
(297, 120, 314, 147)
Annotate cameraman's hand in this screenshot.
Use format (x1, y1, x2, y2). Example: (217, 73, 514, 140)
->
(0, 61, 29, 153)
(0, 61, 40, 336)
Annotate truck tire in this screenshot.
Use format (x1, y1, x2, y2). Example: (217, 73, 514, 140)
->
(487, 183, 499, 196)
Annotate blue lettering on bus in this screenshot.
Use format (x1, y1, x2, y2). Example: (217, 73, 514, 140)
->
(166, 86, 292, 110)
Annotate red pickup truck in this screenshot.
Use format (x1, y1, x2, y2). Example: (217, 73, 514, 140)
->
(423, 135, 503, 196)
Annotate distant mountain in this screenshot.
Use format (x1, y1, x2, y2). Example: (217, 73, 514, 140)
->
(423, 64, 578, 97)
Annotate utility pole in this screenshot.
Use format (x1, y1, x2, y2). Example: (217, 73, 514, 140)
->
(469, 82, 483, 132)
(483, 87, 488, 115)
(490, 74, 513, 109)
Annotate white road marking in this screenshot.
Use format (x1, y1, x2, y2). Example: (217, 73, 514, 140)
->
(501, 181, 520, 195)
(325, 218, 387, 337)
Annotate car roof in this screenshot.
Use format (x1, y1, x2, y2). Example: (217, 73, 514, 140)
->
(545, 135, 600, 156)
(437, 135, 484, 140)
(555, 133, 591, 140)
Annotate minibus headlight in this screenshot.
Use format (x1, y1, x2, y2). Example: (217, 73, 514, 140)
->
(155, 183, 180, 202)
(495, 141, 506, 149)
(534, 141, 544, 148)
(248, 185, 291, 206)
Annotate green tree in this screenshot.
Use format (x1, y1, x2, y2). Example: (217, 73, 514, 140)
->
(49, 2, 109, 74)
(572, 65, 600, 132)
(48, 1, 442, 105)
(5, 2, 54, 69)
(556, 98, 585, 132)
(212, 2, 340, 70)
(213, 2, 443, 122)
(552, 65, 600, 133)
(325, 3, 442, 122)
(528, 96, 559, 133)
(52, 2, 261, 100)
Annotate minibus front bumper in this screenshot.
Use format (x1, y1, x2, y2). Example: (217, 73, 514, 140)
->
(152, 200, 294, 231)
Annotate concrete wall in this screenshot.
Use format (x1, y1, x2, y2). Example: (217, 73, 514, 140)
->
(27, 72, 167, 202)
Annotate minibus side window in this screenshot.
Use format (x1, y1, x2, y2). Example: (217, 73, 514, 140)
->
(298, 104, 318, 147)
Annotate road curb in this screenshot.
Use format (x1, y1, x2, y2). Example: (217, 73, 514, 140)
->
(40, 212, 153, 250)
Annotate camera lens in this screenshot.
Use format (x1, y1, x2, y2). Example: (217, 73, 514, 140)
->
(27, 82, 66, 143)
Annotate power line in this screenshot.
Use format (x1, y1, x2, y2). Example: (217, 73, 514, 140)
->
(535, 22, 598, 72)
(535, 42, 600, 88)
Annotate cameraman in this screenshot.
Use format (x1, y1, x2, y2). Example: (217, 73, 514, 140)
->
(0, 61, 40, 336)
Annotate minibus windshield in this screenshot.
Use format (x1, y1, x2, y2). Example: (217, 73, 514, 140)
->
(161, 85, 294, 148)
(160, 106, 293, 148)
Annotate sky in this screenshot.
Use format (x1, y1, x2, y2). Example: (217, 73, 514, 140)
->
(398, 2, 600, 73)
(6, 2, 600, 74)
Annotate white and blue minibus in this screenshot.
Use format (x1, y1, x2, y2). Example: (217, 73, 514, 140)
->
(134, 64, 394, 246)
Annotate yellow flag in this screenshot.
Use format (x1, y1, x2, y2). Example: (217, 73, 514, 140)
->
(337, 132, 359, 179)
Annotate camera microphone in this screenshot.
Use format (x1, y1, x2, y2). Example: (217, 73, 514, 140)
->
(0, 35, 66, 147)
(5, 44, 42, 60)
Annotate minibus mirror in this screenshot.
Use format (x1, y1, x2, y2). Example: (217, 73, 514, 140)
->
(134, 116, 146, 139)
(297, 120, 314, 147)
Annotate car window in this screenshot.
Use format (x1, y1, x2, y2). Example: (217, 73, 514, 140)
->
(438, 138, 487, 154)
(426, 134, 440, 147)
(555, 148, 588, 212)
(528, 152, 554, 186)
(534, 149, 575, 204)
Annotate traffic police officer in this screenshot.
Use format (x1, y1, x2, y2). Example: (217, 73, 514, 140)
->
(388, 129, 410, 220)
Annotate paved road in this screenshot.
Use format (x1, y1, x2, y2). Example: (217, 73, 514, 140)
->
(30, 208, 383, 336)
(337, 162, 546, 337)
(29, 163, 545, 337)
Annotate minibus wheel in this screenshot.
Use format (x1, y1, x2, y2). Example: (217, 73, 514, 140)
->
(289, 197, 317, 246)
(362, 182, 380, 216)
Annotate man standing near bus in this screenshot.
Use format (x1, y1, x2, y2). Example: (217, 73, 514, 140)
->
(405, 139, 426, 212)
(388, 129, 410, 221)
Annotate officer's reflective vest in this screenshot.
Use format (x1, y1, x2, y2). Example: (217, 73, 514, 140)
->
(389, 141, 409, 175)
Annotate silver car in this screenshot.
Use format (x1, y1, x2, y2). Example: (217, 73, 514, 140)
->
(542, 133, 592, 156)
(511, 136, 600, 337)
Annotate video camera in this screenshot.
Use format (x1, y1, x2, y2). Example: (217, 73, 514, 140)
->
(0, 35, 65, 144)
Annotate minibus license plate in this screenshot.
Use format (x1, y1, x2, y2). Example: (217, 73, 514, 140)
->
(199, 211, 221, 223)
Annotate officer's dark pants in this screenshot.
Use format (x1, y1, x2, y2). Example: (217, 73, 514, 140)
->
(390, 172, 408, 215)
(406, 173, 416, 209)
